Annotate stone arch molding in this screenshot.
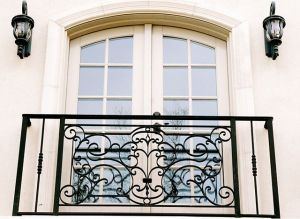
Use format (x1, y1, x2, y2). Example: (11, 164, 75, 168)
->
(41, 0, 255, 116)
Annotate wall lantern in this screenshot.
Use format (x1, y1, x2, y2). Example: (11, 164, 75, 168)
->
(11, 0, 34, 59)
(263, 1, 286, 60)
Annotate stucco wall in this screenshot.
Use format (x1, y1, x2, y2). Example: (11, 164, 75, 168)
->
(0, 0, 299, 217)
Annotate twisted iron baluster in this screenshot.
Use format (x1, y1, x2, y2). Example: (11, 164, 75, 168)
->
(34, 119, 45, 212)
(250, 121, 259, 214)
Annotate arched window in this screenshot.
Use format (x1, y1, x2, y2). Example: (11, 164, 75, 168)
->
(66, 25, 229, 117)
(37, 1, 257, 214)
(62, 24, 231, 214)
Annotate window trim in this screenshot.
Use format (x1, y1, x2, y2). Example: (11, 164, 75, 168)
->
(42, 1, 254, 116)
(40, 0, 255, 212)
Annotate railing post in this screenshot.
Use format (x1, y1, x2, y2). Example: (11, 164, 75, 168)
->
(250, 121, 259, 215)
(34, 118, 45, 212)
(230, 119, 241, 217)
(12, 115, 30, 216)
(266, 118, 280, 218)
(53, 118, 65, 215)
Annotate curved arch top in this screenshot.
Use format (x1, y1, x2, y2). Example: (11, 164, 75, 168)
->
(42, 0, 253, 116)
(50, 0, 242, 40)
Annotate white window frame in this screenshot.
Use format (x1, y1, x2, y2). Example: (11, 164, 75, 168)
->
(42, 2, 254, 117)
(63, 25, 230, 213)
(66, 25, 229, 116)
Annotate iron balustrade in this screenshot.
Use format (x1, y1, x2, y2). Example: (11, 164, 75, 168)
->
(13, 114, 280, 217)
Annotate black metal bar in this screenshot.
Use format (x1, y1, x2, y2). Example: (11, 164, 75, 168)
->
(230, 119, 241, 216)
(34, 118, 45, 212)
(22, 113, 272, 121)
(14, 114, 279, 217)
(58, 203, 234, 207)
(77, 131, 218, 137)
(65, 123, 231, 128)
(250, 121, 259, 215)
(69, 139, 75, 186)
(266, 118, 280, 218)
(221, 142, 225, 196)
(52, 118, 65, 215)
(76, 148, 220, 153)
(12, 115, 30, 216)
(26, 116, 31, 127)
(16, 211, 277, 217)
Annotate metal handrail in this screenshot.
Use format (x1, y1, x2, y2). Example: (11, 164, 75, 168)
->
(12, 114, 279, 217)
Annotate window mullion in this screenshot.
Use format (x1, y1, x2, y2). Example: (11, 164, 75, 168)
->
(98, 37, 109, 204)
(187, 39, 195, 204)
(143, 24, 152, 115)
(103, 38, 109, 115)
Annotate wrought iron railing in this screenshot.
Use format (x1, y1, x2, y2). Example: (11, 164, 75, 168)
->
(13, 114, 280, 217)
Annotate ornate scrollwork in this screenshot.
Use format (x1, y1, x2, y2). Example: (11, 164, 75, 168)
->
(60, 124, 234, 207)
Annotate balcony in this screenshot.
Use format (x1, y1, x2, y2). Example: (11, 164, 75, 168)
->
(13, 114, 279, 217)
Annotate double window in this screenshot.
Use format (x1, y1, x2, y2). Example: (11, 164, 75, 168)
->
(66, 25, 229, 117)
(63, 24, 230, 213)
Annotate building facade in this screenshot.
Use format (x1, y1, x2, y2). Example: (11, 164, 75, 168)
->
(0, 0, 299, 217)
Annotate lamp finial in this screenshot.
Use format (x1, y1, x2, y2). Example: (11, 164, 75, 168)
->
(22, 0, 28, 15)
(270, 1, 275, 16)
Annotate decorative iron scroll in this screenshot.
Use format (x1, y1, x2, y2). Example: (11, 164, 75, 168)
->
(60, 125, 234, 206)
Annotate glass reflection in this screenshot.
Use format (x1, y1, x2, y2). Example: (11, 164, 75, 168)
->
(106, 99, 132, 115)
(81, 41, 105, 63)
(192, 67, 217, 96)
(164, 100, 188, 115)
(77, 99, 102, 114)
(107, 67, 132, 96)
(79, 67, 104, 96)
(191, 41, 215, 64)
(109, 37, 133, 63)
(163, 37, 188, 64)
(164, 67, 188, 96)
(103, 168, 130, 203)
(192, 100, 218, 126)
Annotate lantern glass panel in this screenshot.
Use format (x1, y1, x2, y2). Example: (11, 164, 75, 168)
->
(267, 19, 283, 40)
(13, 21, 32, 40)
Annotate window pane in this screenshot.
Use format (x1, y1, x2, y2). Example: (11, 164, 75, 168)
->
(107, 67, 132, 96)
(106, 99, 132, 127)
(194, 168, 221, 204)
(164, 67, 188, 96)
(80, 41, 105, 63)
(109, 37, 133, 63)
(103, 135, 131, 166)
(72, 168, 100, 203)
(164, 100, 188, 115)
(106, 99, 132, 115)
(163, 135, 190, 165)
(163, 37, 187, 64)
(192, 100, 217, 116)
(191, 41, 215, 64)
(192, 67, 217, 96)
(79, 67, 104, 96)
(103, 168, 130, 203)
(192, 100, 218, 126)
(164, 168, 191, 203)
(77, 99, 103, 114)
